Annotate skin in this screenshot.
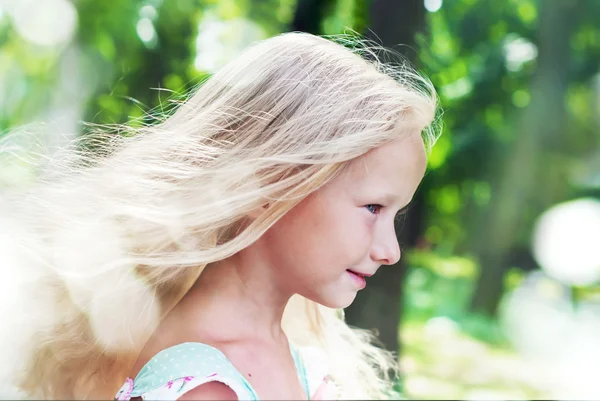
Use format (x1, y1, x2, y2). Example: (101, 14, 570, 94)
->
(131, 133, 428, 400)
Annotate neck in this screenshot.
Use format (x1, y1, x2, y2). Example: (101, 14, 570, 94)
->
(166, 248, 293, 345)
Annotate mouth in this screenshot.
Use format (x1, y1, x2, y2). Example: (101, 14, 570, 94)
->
(346, 269, 371, 289)
(346, 269, 372, 278)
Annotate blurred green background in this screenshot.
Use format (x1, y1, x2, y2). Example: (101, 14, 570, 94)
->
(1, 0, 600, 399)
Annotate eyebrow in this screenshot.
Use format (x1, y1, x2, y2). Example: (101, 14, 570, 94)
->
(379, 192, 404, 206)
(379, 191, 414, 214)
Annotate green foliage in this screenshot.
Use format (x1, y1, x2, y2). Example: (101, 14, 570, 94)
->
(403, 250, 508, 345)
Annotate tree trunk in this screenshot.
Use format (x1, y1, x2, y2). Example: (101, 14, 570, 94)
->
(290, 0, 335, 34)
(344, 0, 426, 356)
(469, 0, 581, 315)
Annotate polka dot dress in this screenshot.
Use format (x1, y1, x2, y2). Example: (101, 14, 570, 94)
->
(114, 342, 328, 400)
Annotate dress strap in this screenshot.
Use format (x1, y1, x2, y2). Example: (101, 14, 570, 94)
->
(114, 342, 329, 400)
(115, 342, 258, 400)
(295, 346, 330, 398)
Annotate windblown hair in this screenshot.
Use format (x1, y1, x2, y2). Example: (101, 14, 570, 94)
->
(0, 32, 440, 399)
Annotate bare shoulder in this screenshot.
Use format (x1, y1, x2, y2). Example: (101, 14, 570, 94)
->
(177, 381, 238, 401)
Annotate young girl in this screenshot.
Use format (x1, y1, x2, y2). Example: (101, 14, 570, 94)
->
(0, 32, 440, 400)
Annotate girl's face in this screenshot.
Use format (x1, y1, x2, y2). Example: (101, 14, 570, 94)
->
(260, 133, 428, 309)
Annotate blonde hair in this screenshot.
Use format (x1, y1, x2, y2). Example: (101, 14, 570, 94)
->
(0, 32, 440, 399)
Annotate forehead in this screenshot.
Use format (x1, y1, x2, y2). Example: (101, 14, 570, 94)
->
(348, 134, 427, 182)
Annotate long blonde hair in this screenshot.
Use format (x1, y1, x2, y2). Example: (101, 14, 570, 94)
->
(0, 32, 440, 399)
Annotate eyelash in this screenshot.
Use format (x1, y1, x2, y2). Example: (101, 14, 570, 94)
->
(365, 204, 409, 220)
(365, 204, 383, 214)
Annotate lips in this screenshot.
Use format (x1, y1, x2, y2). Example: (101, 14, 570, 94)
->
(346, 269, 368, 289)
(346, 269, 372, 277)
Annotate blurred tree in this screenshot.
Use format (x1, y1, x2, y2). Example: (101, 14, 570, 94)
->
(290, 0, 335, 33)
(75, 0, 202, 127)
(344, 0, 427, 357)
(469, 0, 583, 315)
(414, 0, 600, 318)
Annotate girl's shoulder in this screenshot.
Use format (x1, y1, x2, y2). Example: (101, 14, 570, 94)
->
(114, 342, 330, 400)
(114, 342, 257, 400)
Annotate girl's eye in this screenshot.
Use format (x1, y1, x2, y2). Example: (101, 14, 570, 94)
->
(365, 204, 383, 214)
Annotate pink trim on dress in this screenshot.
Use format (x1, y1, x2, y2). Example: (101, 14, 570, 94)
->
(114, 377, 134, 400)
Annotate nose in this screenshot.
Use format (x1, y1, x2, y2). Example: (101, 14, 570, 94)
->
(370, 226, 401, 266)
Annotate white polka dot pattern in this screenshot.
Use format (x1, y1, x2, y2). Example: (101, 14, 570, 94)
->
(113, 342, 328, 400)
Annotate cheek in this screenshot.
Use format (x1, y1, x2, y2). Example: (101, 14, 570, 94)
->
(264, 199, 374, 273)
(295, 203, 373, 265)
(342, 214, 375, 256)
(261, 203, 324, 263)
(265, 202, 334, 262)
(280, 202, 336, 257)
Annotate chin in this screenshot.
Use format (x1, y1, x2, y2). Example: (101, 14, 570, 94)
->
(312, 293, 357, 310)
